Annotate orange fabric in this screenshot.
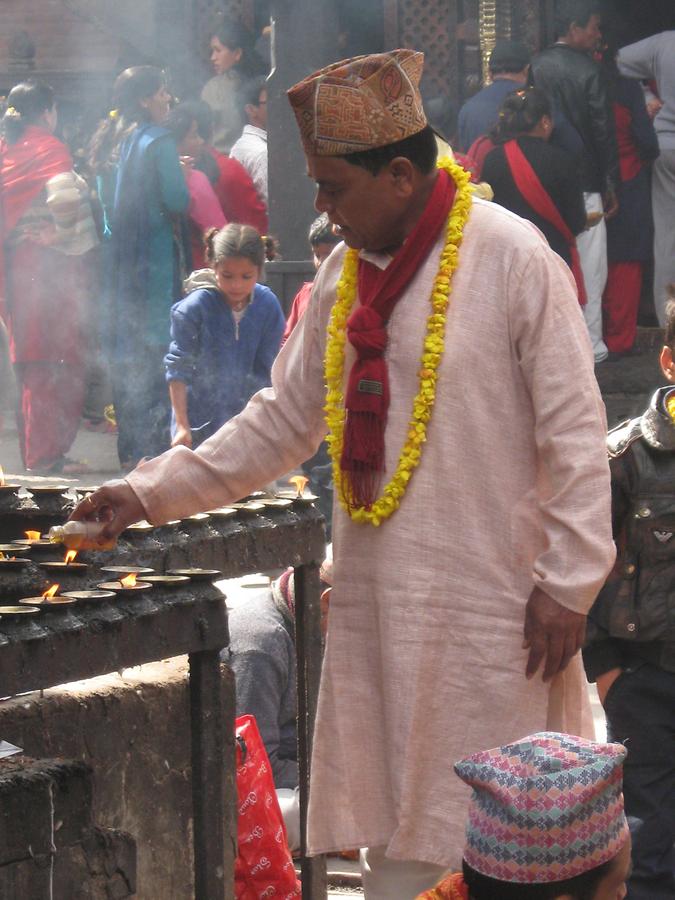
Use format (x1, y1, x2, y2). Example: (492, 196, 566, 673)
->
(416, 872, 469, 899)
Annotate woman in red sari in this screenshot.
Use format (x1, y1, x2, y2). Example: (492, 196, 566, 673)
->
(0, 82, 98, 473)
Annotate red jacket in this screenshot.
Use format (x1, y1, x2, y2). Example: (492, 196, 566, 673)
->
(208, 148, 268, 235)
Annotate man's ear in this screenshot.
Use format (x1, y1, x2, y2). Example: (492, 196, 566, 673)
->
(388, 156, 416, 197)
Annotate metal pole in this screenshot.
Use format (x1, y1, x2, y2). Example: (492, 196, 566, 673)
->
(189, 648, 233, 900)
(294, 562, 327, 899)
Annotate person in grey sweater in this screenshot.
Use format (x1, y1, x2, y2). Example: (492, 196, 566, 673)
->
(224, 561, 332, 851)
(619, 32, 675, 325)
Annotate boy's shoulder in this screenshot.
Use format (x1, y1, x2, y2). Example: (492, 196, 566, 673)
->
(608, 388, 675, 459)
(607, 417, 644, 460)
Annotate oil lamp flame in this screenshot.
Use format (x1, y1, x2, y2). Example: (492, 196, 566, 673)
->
(289, 475, 309, 497)
(0, 465, 4, 487)
(120, 572, 138, 588)
(25, 531, 41, 541)
(42, 584, 60, 599)
(0, 552, 5, 560)
(64, 550, 77, 565)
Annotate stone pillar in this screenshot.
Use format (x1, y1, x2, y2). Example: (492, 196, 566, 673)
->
(266, 0, 340, 265)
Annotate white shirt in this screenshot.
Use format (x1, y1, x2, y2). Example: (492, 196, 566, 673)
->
(230, 125, 268, 205)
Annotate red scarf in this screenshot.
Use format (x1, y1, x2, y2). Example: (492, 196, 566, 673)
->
(0, 126, 72, 317)
(503, 139, 586, 306)
(341, 168, 456, 509)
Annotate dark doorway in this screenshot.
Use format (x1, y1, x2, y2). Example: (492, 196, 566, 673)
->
(601, 0, 675, 44)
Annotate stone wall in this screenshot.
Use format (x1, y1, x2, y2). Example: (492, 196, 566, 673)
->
(0, 659, 236, 898)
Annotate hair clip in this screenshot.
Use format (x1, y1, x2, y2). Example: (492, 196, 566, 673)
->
(109, 109, 120, 120)
(5, 106, 20, 117)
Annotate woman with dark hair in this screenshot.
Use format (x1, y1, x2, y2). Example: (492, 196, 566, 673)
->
(482, 87, 587, 299)
(0, 81, 98, 473)
(200, 18, 263, 154)
(165, 101, 226, 270)
(191, 100, 268, 235)
(89, 66, 189, 469)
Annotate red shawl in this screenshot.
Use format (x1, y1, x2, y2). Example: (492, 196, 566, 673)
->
(503, 139, 586, 306)
(0, 126, 72, 316)
(341, 168, 457, 509)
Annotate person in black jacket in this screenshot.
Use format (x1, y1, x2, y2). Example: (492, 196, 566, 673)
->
(482, 88, 586, 269)
(583, 292, 675, 899)
(531, 0, 619, 364)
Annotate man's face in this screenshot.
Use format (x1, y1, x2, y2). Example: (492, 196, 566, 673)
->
(569, 14, 602, 52)
(247, 89, 267, 130)
(307, 155, 410, 253)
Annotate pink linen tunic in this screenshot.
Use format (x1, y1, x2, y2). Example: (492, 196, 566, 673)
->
(127, 198, 615, 866)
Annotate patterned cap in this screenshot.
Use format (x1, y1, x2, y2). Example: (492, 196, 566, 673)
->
(287, 49, 427, 156)
(455, 732, 629, 884)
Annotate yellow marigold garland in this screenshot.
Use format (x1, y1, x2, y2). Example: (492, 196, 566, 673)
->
(324, 156, 473, 525)
(666, 390, 675, 426)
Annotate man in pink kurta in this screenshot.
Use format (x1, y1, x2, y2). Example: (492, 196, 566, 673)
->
(73, 50, 615, 898)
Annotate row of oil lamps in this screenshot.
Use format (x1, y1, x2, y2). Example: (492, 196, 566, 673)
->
(0, 533, 223, 618)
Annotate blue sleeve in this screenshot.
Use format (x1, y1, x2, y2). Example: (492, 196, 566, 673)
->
(152, 137, 190, 214)
(165, 302, 200, 385)
(250, 290, 285, 391)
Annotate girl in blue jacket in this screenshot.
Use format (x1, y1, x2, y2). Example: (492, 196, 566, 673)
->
(165, 223, 284, 448)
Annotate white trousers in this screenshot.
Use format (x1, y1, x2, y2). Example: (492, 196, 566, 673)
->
(360, 846, 448, 899)
(277, 787, 300, 853)
(577, 192, 608, 362)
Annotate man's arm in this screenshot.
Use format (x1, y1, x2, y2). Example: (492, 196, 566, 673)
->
(617, 35, 658, 82)
(586, 66, 620, 203)
(509, 241, 616, 680)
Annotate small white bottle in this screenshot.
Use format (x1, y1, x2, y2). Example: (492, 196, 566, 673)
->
(48, 521, 116, 551)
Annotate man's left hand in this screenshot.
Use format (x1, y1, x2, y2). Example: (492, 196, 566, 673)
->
(523, 587, 586, 682)
(602, 190, 619, 220)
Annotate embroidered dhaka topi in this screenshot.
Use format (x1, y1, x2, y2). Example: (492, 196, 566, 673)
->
(287, 49, 427, 156)
(454, 732, 629, 884)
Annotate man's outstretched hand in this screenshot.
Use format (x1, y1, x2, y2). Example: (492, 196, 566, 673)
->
(523, 587, 586, 682)
(69, 479, 146, 543)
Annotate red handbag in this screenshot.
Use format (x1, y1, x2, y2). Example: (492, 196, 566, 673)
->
(234, 715, 301, 899)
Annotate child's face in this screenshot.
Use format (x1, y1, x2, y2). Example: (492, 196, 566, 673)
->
(312, 241, 337, 270)
(584, 837, 631, 900)
(659, 345, 675, 383)
(210, 37, 242, 75)
(214, 257, 259, 308)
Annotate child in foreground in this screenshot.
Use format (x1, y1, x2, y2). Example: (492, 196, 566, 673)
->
(165, 223, 284, 449)
(583, 289, 675, 899)
(418, 732, 631, 900)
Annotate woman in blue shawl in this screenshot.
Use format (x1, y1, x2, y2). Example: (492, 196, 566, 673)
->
(90, 67, 189, 469)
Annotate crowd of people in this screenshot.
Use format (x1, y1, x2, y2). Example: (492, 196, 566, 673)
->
(2, 2, 675, 898)
(456, 10, 673, 365)
(0, 18, 272, 474)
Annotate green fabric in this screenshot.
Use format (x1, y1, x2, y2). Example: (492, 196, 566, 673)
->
(144, 138, 189, 346)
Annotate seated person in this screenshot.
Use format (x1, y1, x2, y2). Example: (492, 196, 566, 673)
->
(418, 731, 631, 900)
(224, 557, 332, 853)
